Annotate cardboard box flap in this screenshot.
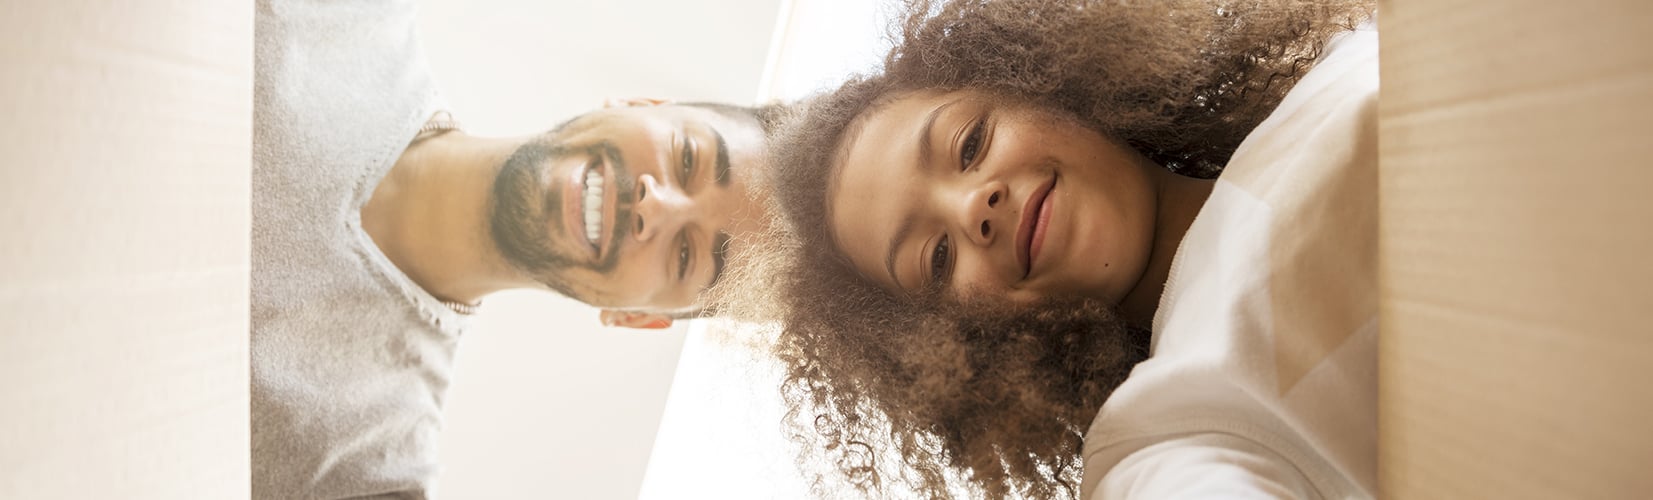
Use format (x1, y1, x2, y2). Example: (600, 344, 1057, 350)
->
(1379, 1, 1653, 498)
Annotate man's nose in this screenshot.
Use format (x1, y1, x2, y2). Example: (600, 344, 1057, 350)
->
(630, 174, 693, 242)
(954, 180, 1007, 247)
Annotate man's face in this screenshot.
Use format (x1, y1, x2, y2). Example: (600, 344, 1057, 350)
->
(490, 104, 768, 314)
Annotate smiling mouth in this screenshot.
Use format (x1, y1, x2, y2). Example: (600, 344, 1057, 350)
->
(566, 157, 611, 259)
(581, 167, 604, 245)
(1014, 175, 1057, 279)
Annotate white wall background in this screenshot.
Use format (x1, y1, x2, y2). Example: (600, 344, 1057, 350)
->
(639, 1, 896, 498)
(416, 1, 782, 499)
(420, 0, 784, 136)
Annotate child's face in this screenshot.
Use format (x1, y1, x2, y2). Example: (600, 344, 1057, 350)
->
(827, 89, 1160, 305)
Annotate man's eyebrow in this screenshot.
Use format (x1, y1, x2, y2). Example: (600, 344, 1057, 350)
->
(884, 217, 916, 291)
(915, 97, 961, 171)
(707, 231, 731, 291)
(712, 127, 731, 187)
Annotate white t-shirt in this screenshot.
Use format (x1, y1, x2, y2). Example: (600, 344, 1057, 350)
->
(252, 0, 467, 498)
(1081, 23, 1380, 499)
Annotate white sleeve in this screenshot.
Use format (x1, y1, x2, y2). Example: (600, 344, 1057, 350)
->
(1093, 433, 1317, 500)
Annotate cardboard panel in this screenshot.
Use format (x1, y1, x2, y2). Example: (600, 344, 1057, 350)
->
(0, 0, 251, 498)
(1379, 1, 1653, 498)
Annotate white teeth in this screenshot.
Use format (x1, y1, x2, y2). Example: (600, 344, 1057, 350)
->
(583, 169, 604, 246)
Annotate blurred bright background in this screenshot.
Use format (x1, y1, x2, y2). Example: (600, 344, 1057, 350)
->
(416, 0, 894, 498)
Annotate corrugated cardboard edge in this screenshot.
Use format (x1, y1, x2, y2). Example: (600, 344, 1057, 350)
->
(1379, 1, 1653, 498)
(0, 0, 251, 498)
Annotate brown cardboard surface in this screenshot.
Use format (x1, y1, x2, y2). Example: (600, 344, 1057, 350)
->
(1379, 1, 1653, 498)
(0, 0, 251, 498)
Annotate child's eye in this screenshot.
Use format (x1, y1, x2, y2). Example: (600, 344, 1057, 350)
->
(959, 120, 985, 169)
(928, 235, 952, 287)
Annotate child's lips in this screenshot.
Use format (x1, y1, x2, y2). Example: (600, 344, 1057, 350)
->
(1015, 174, 1057, 279)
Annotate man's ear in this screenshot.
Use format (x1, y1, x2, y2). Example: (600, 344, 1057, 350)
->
(599, 309, 675, 330)
(602, 97, 671, 109)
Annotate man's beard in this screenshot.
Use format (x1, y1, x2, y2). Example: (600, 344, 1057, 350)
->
(488, 139, 632, 299)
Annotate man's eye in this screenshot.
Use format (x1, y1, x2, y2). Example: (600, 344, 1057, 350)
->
(959, 120, 985, 169)
(928, 235, 952, 287)
(676, 236, 691, 281)
(680, 139, 696, 186)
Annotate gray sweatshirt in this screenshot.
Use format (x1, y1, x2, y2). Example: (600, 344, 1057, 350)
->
(253, 0, 468, 498)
